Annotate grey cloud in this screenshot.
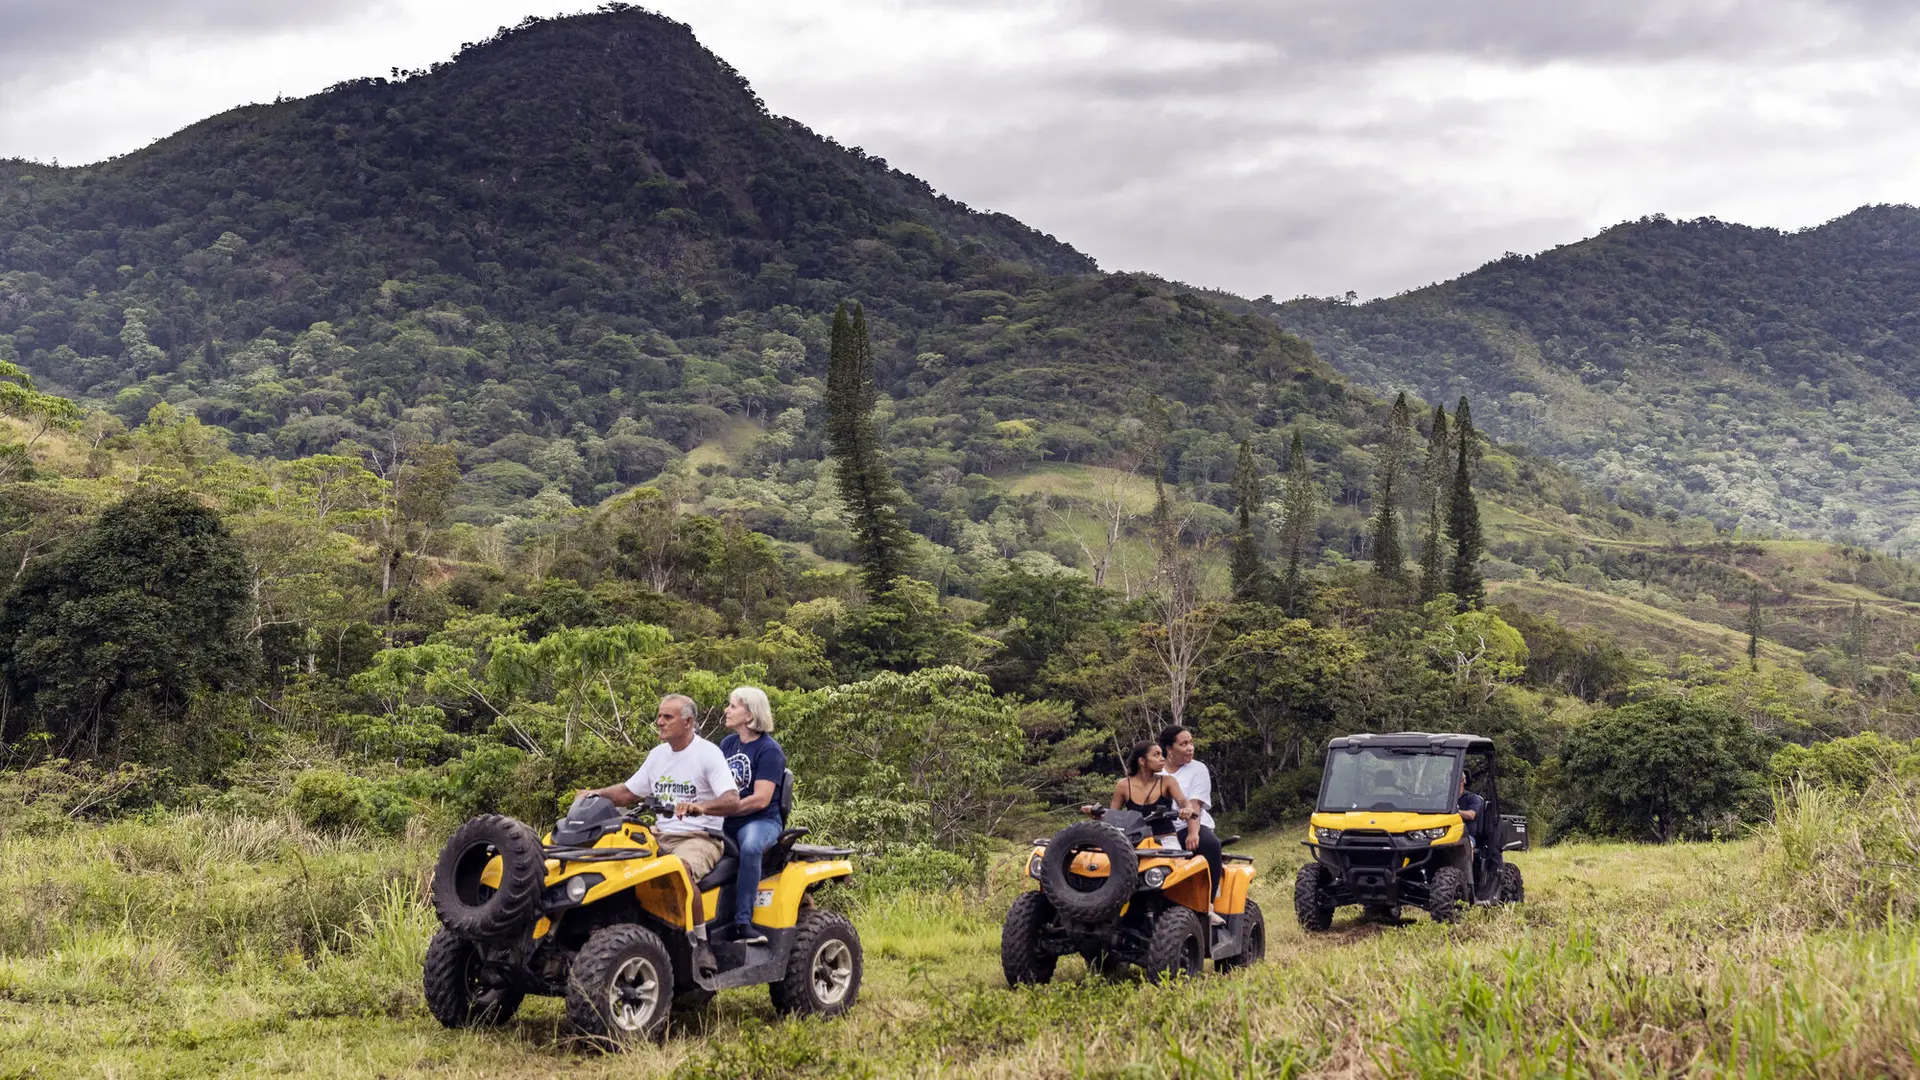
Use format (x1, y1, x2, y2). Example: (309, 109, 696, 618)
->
(0, 0, 387, 77)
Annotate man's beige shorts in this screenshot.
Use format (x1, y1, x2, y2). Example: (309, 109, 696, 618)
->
(658, 832, 724, 881)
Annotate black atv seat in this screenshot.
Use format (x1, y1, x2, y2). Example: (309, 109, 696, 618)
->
(698, 857, 738, 891)
(1218, 834, 1242, 847)
(789, 843, 855, 860)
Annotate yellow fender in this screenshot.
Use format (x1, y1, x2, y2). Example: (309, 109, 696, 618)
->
(756, 859, 853, 930)
(1215, 863, 1256, 916)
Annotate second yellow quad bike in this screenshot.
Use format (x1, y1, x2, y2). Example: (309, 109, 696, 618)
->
(1295, 733, 1528, 928)
(1001, 806, 1263, 985)
(424, 770, 861, 1046)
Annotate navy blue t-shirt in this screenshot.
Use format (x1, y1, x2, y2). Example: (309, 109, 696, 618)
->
(719, 732, 787, 836)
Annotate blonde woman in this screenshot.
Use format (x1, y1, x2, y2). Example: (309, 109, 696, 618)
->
(717, 686, 787, 946)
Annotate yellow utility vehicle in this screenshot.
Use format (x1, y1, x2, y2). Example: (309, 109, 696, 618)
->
(1295, 733, 1526, 928)
(1001, 805, 1263, 985)
(425, 774, 860, 1045)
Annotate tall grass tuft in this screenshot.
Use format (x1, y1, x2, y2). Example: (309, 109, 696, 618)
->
(1756, 774, 1920, 927)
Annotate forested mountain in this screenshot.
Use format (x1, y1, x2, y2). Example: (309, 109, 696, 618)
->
(1267, 208, 1920, 552)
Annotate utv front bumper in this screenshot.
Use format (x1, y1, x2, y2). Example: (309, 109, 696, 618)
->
(1304, 830, 1463, 906)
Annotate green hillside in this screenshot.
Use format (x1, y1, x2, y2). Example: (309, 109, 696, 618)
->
(1263, 208, 1920, 551)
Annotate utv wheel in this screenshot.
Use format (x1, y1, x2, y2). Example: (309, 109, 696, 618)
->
(1038, 820, 1139, 922)
(1216, 899, 1265, 972)
(1497, 862, 1525, 904)
(566, 924, 675, 1047)
(423, 929, 523, 1028)
(1426, 865, 1470, 924)
(1363, 904, 1403, 924)
(771, 910, 863, 1016)
(1000, 892, 1059, 987)
(431, 815, 544, 941)
(1143, 907, 1204, 984)
(1293, 863, 1335, 932)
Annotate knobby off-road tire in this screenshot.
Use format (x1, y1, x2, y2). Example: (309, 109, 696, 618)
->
(1216, 899, 1266, 973)
(422, 929, 524, 1028)
(1497, 862, 1525, 904)
(431, 814, 544, 941)
(1038, 820, 1138, 922)
(1143, 907, 1204, 985)
(1294, 863, 1335, 932)
(1000, 891, 1060, 987)
(1426, 865, 1470, 923)
(771, 909, 863, 1016)
(566, 924, 676, 1048)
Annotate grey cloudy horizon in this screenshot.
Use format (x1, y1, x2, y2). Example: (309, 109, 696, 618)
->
(3, 0, 1918, 300)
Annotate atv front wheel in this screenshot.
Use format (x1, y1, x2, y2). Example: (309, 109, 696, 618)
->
(423, 929, 523, 1028)
(1426, 865, 1469, 923)
(1497, 862, 1525, 904)
(1143, 907, 1203, 984)
(1216, 898, 1265, 972)
(771, 909, 863, 1016)
(566, 924, 676, 1047)
(1294, 863, 1335, 932)
(1000, 891, 1059, 987)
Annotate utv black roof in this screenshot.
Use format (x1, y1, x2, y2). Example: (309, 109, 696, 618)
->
(1325, 733, 1494, 752)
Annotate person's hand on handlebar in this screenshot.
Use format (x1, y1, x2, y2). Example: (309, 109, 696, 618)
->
(673, 800, 702, 818)
(1078, 804, 1101, 816)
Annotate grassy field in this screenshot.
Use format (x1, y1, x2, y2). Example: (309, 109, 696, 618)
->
(2, 812, 1916, 1079)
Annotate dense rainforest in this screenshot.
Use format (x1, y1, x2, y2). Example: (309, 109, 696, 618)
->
(0, 6, 1914, 871)
(1265, 207, 1920, 551)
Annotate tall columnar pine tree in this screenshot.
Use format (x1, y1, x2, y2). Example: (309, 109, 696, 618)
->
(1228, 439, 1265, 599)
(1369, 392, 1414, 582)
(1277, 428, 1318, 614)
(1417, 403, 1453, 603)
(1447, 397, 1485, 611)
(1746, 583, 1764, 672)
(826, 302, 913, 594)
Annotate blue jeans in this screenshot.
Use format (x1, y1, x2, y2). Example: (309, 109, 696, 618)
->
(730, 817, 782, 929)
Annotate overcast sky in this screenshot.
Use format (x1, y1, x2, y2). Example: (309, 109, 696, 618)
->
(3, 0, 1919, 300)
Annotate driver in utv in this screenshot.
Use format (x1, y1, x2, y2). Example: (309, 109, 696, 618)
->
(581, 694, 739, 881)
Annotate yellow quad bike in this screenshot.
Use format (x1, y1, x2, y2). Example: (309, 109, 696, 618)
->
(1001, 806, 1263, 985)
(424, 772, 861, 1045)
(1296, 733, 1528, 928)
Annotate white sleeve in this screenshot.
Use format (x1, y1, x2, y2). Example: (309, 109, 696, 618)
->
(699, 744, 738, 803)
(1185, 763, 1213, 808)
(623, 748, 659, 800)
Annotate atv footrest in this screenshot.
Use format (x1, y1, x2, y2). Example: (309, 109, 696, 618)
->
(789, 844, 856, 860)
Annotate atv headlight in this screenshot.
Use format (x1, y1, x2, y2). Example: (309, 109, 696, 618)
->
(1141, 866, 1170, 889)
(1315, 827, 1343, 845)
(547, 872, 604, 909)
(1404, 827, 1449, 843)
(1027, 853, 1044, 879)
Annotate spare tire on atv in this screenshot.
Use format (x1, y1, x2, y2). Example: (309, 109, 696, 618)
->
(432, 814, 545, 940)
(1038, 820, 1139, 922)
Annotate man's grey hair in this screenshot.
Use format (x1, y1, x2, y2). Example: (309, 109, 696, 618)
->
(660, 694, 697, 720)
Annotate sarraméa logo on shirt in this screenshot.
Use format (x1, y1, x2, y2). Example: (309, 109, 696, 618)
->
(652, 774, 698, 801)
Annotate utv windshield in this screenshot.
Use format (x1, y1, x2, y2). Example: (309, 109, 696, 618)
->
(1317, 748, 1460, 814)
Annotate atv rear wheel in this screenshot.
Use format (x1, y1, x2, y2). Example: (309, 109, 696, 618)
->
(432, 815, 544, 941)
(1000, 891, 1059, 987)
(566, 924, 676, 1047)
(1294, 863, 1335, 932)
(1038, 820, 1138, 922)
(423, 929, 523, 1028)
(771, 909, 863, 1016)
(1497, 862, 1525, 904)
(1143, 907, 1203, 984)
(1426, 865, 1469, 923)
(1216, 899, 1265, 972)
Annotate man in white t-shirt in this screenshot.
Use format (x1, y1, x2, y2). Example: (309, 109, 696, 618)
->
(1159, 725, 1225, 924)
(582, 694, 739, 881)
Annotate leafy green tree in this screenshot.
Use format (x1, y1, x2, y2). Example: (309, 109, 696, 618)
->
(0, 489, 251, 755)
(1276, 428, 1318, 614)
(1448, 397, 1485, 610)
(837, 576, 996, 677)
(825, 302, 912, 594)
(1369, 392, 1413, 582)
(1417, 403, 1452, 602)
(1228, 439, 1265, 600)
(978, 568, 1111, 697)
(1199, 617, 1362, 791)
(1552, 696, 1774, 842)
(1746, 583, 1764, 672)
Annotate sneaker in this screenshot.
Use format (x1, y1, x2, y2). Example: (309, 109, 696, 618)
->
(1208, 911, 1227, 927)
(733, 927, 768, 946)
